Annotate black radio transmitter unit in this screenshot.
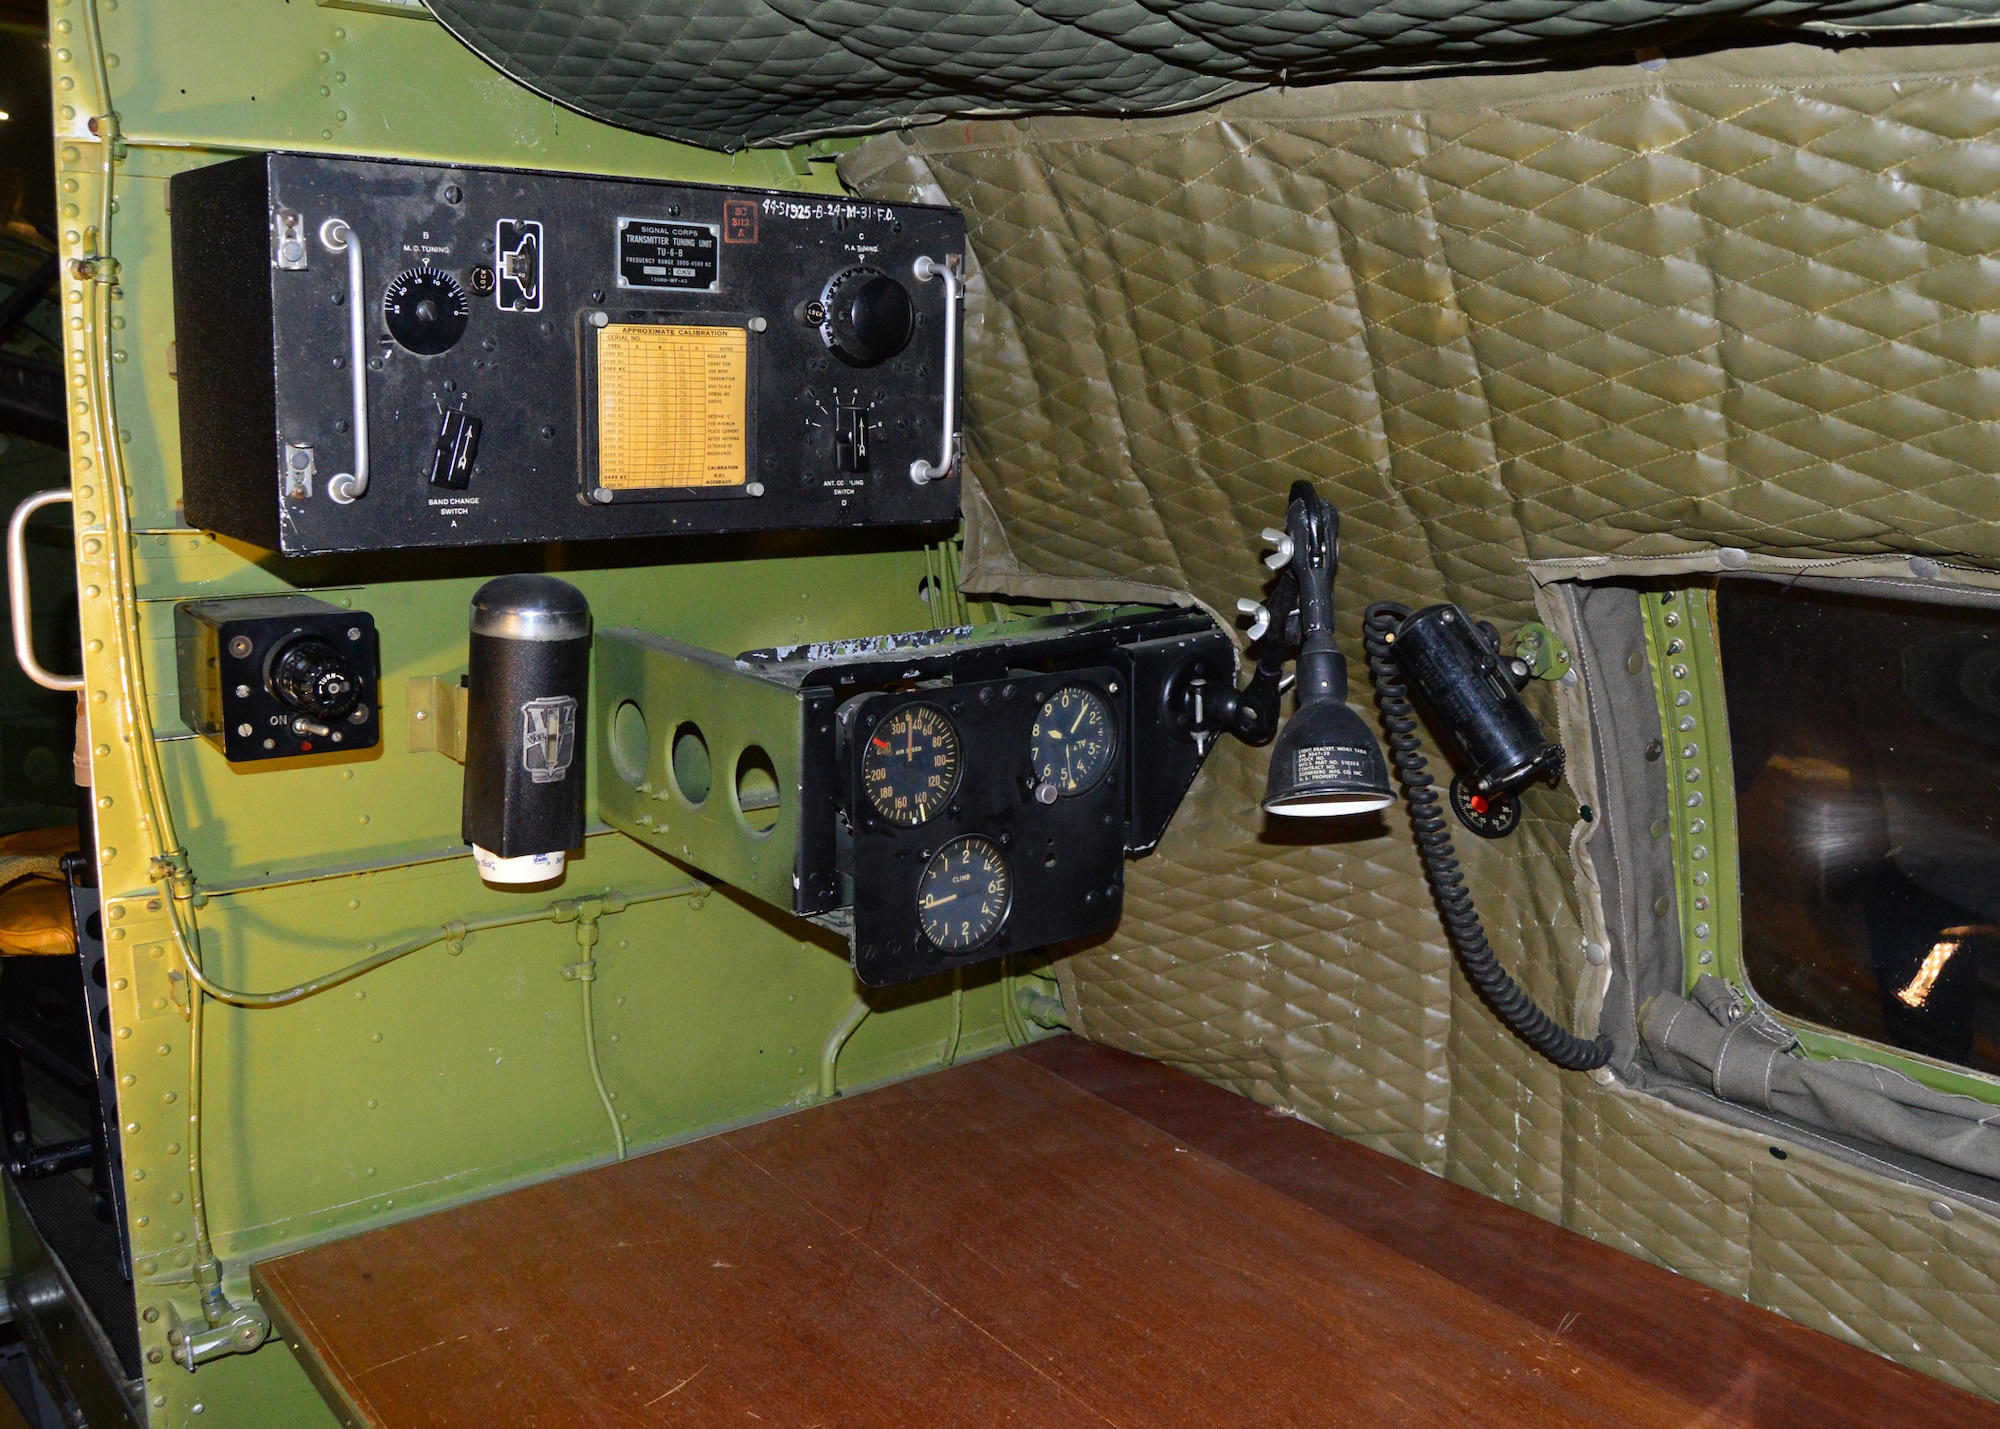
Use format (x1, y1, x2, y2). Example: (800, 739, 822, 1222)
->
(169, 154, 966, 555)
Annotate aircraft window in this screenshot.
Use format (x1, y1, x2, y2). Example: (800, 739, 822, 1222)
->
(1720, 580, 2000, 1077)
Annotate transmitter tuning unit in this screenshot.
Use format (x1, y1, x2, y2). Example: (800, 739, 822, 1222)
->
(174, 595, 381, 763)
(169, 154, 966, 556)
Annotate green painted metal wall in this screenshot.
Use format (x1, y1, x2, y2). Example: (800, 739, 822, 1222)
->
(43, 3, 1032, 1424)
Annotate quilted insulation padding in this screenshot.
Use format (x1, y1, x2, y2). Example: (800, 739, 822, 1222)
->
(842, 40, 2000, 1394)
(423, 0, 2000, 150)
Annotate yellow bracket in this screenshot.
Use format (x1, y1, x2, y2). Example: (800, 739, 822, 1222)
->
(405, 674, 469, 761)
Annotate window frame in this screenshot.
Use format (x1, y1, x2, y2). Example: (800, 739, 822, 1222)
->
(1644, 581, 2000, 1106)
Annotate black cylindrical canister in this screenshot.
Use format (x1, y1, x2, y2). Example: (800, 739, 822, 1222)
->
(1390, 603, 1562, 797)
(462, 575, 591, 884)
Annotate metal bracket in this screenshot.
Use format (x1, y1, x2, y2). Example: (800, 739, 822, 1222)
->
(1513, 622, 1574, 682)
(405, 674, 469, 762)
(165, 1299, 271, 1370)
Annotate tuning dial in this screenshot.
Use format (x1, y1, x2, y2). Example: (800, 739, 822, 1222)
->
(383, 265, 469, 356)
(265, 634, 363, 721)
(817, 266, 914, 366)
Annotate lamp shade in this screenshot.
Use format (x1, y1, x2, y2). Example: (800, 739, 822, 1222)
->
(1261, 692, 1394, 818)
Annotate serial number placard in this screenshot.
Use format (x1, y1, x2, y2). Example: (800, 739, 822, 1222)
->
(617, 219, 719, 291)
(596, 324, 746, 490)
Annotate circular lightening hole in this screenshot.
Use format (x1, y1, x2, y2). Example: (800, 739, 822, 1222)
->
(671, 723, 712, 806)
(734, 746, 781, 835)
(610, 700, 650, 789)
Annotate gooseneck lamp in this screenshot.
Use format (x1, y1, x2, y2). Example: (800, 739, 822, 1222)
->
(1167, 480, 1611, 1072)
(1256, 485, 1394, 817)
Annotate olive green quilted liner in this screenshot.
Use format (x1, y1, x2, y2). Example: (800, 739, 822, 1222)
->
(428, 0, 2000, 150)
(845, 38, 2000, 1394)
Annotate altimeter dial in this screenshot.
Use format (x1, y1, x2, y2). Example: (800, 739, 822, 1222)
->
(1029, 685, 1116, 797)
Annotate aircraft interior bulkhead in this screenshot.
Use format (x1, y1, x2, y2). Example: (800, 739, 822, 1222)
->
(0, 1, 1998, 1425)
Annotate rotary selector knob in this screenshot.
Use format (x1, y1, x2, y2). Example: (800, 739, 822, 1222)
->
(817, 266, 914, 366)
(266, 635, 363, 721)
(383, 265, 470, 356)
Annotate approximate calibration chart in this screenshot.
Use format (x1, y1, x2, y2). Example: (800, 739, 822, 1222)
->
(595, 323, 749, 490)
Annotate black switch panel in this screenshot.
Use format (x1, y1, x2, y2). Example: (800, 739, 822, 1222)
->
(174, 595, 380, 763)
(428, 408, 480, 490)
(169, 153, 965, 555)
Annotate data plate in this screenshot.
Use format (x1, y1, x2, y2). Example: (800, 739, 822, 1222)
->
(617, 219, 719, 291)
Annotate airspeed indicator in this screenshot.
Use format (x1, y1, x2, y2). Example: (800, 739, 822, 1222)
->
(860, 702, 960, 827)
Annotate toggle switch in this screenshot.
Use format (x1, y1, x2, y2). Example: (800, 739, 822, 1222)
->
(835, 403, 870, 474)
(428, 408, 481, 490)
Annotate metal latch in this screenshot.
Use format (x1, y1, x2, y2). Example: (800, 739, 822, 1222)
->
(1513, 623, 1574, 683)
(272, 208, 308, 270)
(282, 442, 315, 500)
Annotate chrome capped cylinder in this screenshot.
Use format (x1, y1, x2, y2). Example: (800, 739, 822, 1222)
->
(461, 575, 591, 884)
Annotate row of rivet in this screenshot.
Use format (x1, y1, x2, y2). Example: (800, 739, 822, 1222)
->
(1658, 592, 1715, 967)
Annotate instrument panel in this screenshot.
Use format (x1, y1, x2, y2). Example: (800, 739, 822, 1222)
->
(840, 669, 1127, 982)
(596, 606, 1239, 987)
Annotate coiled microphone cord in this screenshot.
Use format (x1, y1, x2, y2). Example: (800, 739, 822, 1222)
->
(1363, 602, 1614, 1072)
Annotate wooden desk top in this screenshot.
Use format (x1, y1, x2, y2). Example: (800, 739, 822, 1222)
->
(255, 1038, 2000, 1428)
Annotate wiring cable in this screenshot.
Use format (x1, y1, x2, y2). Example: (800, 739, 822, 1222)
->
(1363, 602, 1613, 1072)
(166, 883, 698, 1010)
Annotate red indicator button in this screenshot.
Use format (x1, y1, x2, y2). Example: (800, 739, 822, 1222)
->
(1469, 794, 1489, 815)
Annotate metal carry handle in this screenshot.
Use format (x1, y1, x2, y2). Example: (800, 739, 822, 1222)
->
(8, 489, 82, 692)
(319, 218, 370, 504)
(909, 254, 962, 486)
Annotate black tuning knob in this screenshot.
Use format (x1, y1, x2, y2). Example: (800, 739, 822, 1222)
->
(817, 266, 914, 366)
(266, 634, 363, 721)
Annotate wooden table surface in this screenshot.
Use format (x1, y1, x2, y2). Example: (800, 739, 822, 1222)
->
(255, 1037, 2000, 1428)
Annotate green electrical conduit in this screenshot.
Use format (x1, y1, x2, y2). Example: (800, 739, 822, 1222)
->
(165, 884, 700, 1010)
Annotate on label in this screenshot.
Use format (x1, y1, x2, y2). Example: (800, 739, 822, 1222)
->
(1295, 745, 1372, 783)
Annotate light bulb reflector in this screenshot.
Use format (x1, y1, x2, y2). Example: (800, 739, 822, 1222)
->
(1263, 790, 1395, 818)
